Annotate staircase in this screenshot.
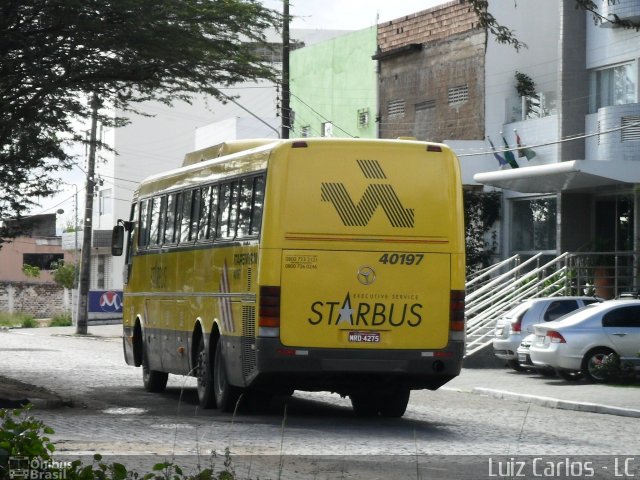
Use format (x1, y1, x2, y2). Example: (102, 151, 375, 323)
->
(464, 252, 571, 357)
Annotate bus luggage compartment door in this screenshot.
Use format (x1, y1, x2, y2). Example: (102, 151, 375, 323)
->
(280, 250, 450, 350)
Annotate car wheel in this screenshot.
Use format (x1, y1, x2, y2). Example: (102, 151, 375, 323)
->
(213, 336, 242, 413)
(507, 360, 525, 372)
(557, 369, 583, 381)
(195, 335, 216, 409)
(142, 347, 168, 393)
(582, 348, 616, 383)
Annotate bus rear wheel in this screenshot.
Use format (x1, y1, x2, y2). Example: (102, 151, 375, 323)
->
(213, 336, 241, 413)
(196, 336, 216, 409)
(380, 389, 410, 418)
(350, 389, 410, 418)
(142, 349, 168, 393)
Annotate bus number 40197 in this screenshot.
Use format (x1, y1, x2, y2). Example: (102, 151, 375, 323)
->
(378, 253, 424, 265)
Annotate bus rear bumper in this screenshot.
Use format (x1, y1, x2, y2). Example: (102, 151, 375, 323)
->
(250, 338, 464, 393)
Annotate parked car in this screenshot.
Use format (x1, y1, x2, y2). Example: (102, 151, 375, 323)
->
(493, 296, 601, 371)
(529, 299, 640, 382)
(516, 334, 555, 376)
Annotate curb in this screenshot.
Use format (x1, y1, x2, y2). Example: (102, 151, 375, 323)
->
(471, 387, 640, 418)
(0, 396, 73, 410)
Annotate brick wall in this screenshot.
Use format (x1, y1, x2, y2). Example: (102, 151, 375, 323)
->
(0, 281, 69, 318)
(376, 2, 485, 142)
(378, 1, 479, 53)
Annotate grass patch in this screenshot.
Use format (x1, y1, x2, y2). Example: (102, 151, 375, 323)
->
(0, 312, 37, 328)
(49, 313, 72, 327)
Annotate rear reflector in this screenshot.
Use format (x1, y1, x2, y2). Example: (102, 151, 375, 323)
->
(427, 145, 443, 152)
(450, 290, 466, 332)
(292, 141, 308, 148)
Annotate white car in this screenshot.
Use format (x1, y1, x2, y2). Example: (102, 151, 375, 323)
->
(529, 299, 640, 382)
(492, 296, 601, 371)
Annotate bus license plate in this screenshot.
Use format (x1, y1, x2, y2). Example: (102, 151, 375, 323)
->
(348, 331, 380, 343)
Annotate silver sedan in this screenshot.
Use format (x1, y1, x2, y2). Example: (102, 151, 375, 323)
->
(529, 299, 640, 382)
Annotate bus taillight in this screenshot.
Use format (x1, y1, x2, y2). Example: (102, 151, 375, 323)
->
(450, 290, 465, 332)
(259, 286, 281, 336)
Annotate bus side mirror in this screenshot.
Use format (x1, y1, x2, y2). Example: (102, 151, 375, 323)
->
(112, 225, 125, 256)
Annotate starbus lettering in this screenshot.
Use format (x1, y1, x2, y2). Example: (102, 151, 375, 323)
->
(308, 293, 422, 327)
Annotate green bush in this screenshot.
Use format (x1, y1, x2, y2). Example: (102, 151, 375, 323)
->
(20, 316, 38, 329)
(0, 312, 37, 328)
(49, 313, 72, 327)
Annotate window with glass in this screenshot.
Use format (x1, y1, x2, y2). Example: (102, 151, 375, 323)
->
(589, 63, 637, 113)
(511, 197, 557, 252)
(164, 193, 178, 244)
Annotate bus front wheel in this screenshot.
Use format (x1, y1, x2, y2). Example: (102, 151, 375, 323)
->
(213, 337, 241, 413)
(196, 336, 216, 409)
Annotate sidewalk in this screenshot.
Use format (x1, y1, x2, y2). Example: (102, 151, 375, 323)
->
(1, 324, 639, 417)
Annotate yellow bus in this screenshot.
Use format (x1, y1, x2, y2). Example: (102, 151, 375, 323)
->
(112, 138, 465, 417)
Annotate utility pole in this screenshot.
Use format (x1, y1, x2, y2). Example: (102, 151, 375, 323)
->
(281, 0, 290, 139)
(76, 92, 99, 335)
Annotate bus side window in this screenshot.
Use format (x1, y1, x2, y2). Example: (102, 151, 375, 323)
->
(157, 196, 167, 246)
(207, 185, 220, 240)
(216, 182, 238, 240)
(189, 189, 201, 241)
(251, 175, 265, 236)
(237, 177, 254, 238)
(180, 190, 194, 243)
(149, 196, 162, 246)
(164, 193, 177, 244)
(138, 199, 150, 248)
(197, 186, 212, 241)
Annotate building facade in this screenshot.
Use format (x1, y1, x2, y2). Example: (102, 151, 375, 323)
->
(375, 2, 485, 142)
(475, 0, 640, 295)
(290, 27, 378, 139)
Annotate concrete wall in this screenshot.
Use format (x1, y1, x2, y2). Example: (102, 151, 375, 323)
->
(290, 27, 378, 139)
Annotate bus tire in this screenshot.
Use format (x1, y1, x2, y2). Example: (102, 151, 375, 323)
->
(213, 336, 241, 413)
(196, 335, 216, 409)
(380, 389, 410, 418)
(142, 349, 168, 393)
(350, 392, 381, 417)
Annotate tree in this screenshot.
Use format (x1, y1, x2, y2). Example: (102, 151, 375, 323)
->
(467, 0, 640, 51)
(0, 0, 280, 242)
(464, 190, 501, 275)
(51, 261, 77, 290)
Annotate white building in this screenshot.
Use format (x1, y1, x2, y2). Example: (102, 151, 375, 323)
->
(474, 0, 640, 295)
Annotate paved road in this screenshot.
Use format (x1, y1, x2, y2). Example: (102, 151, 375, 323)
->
(1, 325, 640, 479)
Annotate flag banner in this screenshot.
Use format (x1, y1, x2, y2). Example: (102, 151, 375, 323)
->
(515, 130, 537, 160)
(501, 134, 519, 168)
(486, 136, 507, 167)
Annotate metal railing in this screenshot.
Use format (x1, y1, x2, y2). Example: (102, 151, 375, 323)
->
(463, 251, 639, 357)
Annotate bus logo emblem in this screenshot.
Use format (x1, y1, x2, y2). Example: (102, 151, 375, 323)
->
(320, 160, 414, 228)
(357, 266, 376, 285)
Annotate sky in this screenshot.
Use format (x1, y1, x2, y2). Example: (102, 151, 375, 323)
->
(31, 0, 448, 225)
(262, 0, 447, 30)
